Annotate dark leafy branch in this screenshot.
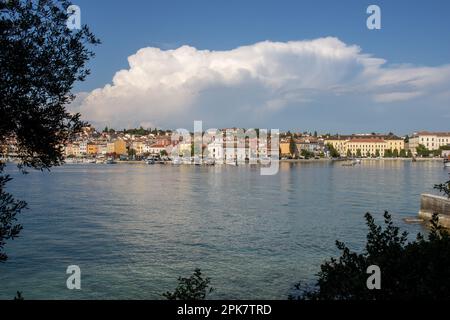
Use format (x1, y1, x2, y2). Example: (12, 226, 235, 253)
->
(163, 269, 214, 300)
(0, 163, 26, 263)
(434, 179, 450, 198)
(0, 0, 98, 263)
(290, 211, 450, 300)
(1, 0, 99, 170)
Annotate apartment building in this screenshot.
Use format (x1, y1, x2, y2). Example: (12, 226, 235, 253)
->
(408, 131, 450, 154)
(107, 140, 127, 155)
(325, 134, 405, 157)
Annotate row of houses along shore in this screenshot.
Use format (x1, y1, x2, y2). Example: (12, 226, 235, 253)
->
(1, 127, 450, 161)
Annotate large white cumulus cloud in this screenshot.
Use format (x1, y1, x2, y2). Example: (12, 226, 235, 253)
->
(73, 37, 450, 129)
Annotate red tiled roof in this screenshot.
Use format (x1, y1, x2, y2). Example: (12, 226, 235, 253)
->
(416, 131, 450, 137)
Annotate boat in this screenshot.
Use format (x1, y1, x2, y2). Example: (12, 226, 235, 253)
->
(146, 157, 155, 165)
(64, 158, 76, 164)
(342, 159, 361, 167)
(106, 158, 117, 164)
(182, 157, 192, 165)
(342, 162, 355, 167)
(445, 157, 450, 168)
(193, 156, 202, 166)
(172, 157, 182, 165)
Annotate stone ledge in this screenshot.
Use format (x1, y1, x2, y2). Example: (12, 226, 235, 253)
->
(419, 194, 450, 228)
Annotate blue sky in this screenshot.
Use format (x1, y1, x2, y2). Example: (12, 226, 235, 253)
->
(72, 0, 450, 133)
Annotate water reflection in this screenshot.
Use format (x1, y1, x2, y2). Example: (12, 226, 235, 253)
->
(0, 161, 448, 299)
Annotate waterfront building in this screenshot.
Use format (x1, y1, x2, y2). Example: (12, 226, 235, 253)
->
(385, 136, 405, 152)
(296, 137, 323, 154)
(147, 143, 167, 156)
(325, 133, 405, 157)
(107, 140, 127, 155)
(155, 136, 172, 147)
(79, 142, 88, 155)
(346, 138, 386, 157)
(97, 144, 108, 156)
(180, 142, 192, 157)
(87, 143, 98, 155)
(69, 143, 81, 157)
(206, 139, 225, 161)
(408, 131, 450, 154)
(279, 139, 291, 157)
(131, 141, 145, 155)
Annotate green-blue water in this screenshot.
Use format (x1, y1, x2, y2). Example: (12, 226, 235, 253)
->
(0, 160, 448, 299)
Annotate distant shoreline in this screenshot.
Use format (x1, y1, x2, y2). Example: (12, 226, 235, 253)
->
(3, 157, 444, 166)
(281, 158, 443, 163)
(83, 157, 445, 165)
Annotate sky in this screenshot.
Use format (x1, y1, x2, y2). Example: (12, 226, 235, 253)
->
(70, 0, 450, 134)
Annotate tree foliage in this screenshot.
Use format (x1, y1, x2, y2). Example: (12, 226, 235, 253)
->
(0, 0, 98, 261)
(0, 163, 26, 263)
(289, 138, 297, 157)
(300, 149, 314, 159)
(416, 144, 430, 157)
(1, 0, 99, 170)
(435, 179, 450, 199)
(290, 211, 450, 300)
(326, 143, 340, 158)
(163, 269, 214, 300)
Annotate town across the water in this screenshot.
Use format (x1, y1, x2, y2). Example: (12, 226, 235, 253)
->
(1, 127, 450, 164)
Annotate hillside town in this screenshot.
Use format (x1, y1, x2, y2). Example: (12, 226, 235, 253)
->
(1, 127, 450, 164)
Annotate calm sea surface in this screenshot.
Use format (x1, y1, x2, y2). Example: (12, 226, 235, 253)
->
(0, 160, 449, 299)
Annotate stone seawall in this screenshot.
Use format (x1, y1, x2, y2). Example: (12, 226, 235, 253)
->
(419, 194, 450, 228)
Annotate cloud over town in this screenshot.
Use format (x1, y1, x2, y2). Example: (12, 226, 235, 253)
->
(71, 37, 450, 130)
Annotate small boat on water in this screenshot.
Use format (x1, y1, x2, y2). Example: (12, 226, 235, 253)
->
(182, 157, 192, 165)
(106, 158, 117, 164)
(445, 157, 450, 168)
(193, 156, 202, 166)
(342, 163, 355, 167)
(342, 159, 361, 167)
(172, 157, 182, 165)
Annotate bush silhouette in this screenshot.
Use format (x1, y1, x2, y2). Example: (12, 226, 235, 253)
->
(291, 211, 450, 300)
